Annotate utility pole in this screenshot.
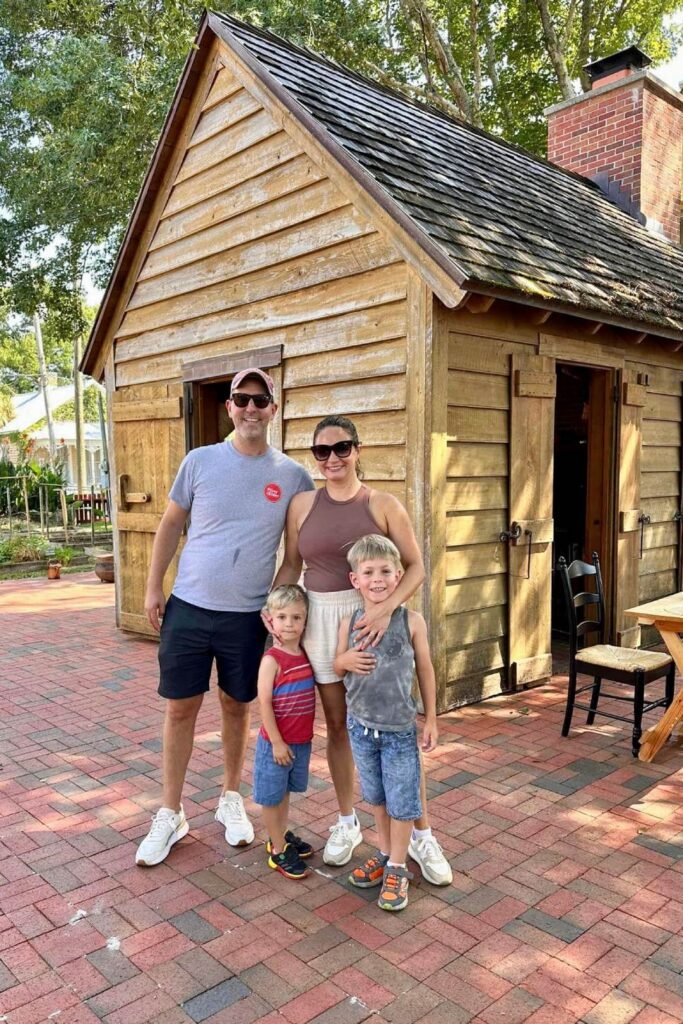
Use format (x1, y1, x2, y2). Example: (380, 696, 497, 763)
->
(34, 309, 56, 465)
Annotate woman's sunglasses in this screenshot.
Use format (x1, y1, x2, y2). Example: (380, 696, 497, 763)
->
(310, 440, 357, 461)
(230, 392, 272, 409)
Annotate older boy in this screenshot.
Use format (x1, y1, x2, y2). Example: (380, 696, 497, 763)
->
(333, 534, 439, 911)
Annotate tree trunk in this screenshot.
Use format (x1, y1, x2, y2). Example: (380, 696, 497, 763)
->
(33, 310, 56, 465)
(73, 333, 86, 492)
(533, 0, 577, 100)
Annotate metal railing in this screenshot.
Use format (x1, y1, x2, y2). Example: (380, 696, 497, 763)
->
(0, 477, 112, 544)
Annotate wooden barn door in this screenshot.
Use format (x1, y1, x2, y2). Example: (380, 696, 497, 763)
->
(506, 353, 556, 689)
(112, 385, 185, 635)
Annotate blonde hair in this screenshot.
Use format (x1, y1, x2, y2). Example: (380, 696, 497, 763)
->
(347, 534, 402, 572)
(266, 584, 309, 614)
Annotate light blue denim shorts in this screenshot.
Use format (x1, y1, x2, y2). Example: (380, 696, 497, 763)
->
(347, 715, 422, 821)
(252, 734, 311, 807)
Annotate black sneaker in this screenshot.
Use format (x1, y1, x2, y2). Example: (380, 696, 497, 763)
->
(268, 843, 309, 879)
(266, 831, 313, 859)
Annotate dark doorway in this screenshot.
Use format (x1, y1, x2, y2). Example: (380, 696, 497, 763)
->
(551, 363, 616, 641)
(184, 378, 234, 449)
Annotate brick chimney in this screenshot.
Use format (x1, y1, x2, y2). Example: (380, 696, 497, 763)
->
(546, 46, 683, 244)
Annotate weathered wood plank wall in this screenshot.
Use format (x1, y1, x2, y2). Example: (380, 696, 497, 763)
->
(109, 59, 412, 628)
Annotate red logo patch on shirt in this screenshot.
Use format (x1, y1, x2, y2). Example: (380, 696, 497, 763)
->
(264, 482, 282, 503)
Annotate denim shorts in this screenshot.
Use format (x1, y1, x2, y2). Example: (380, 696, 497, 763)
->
(347, 715, 422, 821)
(252, 734, 312, 807)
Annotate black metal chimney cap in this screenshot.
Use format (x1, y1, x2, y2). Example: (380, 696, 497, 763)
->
(584, 45, 652, 83)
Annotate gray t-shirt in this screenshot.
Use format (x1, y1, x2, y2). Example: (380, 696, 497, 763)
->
(169, 441, 314, 612)
(344, 607, 417, 731)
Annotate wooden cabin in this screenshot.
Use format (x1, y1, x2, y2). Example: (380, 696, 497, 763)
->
(82, 15, 683, 712)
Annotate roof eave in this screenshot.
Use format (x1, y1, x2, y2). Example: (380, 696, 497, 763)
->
(463, 280, 683, 343)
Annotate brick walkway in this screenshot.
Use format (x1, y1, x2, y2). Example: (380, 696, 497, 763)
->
(2, 574, 683, 1024)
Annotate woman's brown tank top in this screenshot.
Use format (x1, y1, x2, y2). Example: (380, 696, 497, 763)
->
(298, 485, 385, 592)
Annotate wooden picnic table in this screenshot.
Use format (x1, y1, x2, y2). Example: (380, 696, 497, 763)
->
(626, 593, 683, 762)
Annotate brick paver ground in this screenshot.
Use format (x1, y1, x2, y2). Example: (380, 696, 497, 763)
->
(2, 573, 683, 1024)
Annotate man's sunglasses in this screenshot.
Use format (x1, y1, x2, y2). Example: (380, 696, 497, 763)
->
(230, 392, 272, 409)
(310, 440, 357, 461)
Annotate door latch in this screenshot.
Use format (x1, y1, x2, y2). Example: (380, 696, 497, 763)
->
(638, 513, 651, 559)
(499, 522, 523, 543)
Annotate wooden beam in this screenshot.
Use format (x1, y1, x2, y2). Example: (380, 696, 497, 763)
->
(529, 309, 552, 325)
(633, 332, 648, 344)
(465, 294, 495, 314)
(585, 320, 603, 335)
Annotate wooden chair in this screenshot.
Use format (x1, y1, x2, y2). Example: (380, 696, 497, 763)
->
(557, 552, 675, 756)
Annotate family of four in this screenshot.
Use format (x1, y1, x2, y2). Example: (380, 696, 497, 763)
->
(138, 367, 452, 911)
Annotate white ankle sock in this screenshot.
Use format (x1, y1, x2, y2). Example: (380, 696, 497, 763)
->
(412, 826, 432, 841)
(339, 812, 356, 827)
(388, 861, 406, 868)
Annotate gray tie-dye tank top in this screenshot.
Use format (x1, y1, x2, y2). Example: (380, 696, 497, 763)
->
(343, 607, 416, 732)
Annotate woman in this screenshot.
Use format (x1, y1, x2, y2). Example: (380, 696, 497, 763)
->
(271, 415, 452, 885)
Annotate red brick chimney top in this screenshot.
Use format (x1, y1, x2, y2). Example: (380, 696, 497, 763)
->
(546, 49, 683, 244)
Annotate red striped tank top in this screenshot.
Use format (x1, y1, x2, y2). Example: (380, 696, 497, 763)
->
(259, 646, 316, 744)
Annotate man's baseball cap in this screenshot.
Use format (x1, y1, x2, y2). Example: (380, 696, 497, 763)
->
(230, 367, 275, 398)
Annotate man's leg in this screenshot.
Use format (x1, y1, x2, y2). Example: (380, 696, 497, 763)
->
(215, 689, 255, 846)
(218, 689, 251, 793)
(161, 694, 204, 811)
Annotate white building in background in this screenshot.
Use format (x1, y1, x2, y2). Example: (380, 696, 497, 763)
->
(0, 386, 107, 491)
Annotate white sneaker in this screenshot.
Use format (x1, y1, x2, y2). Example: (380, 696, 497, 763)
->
(135, 806, 189, 866)
(215, 790, 254, 846)
(323, 816, 363, 866)
(408, 834, 453, 886)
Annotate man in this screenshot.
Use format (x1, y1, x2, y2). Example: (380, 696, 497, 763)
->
(136, 368, 314, 866)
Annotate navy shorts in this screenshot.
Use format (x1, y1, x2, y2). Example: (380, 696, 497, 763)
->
(158, 594, 267, 701)
(251, 734, 312, 806)
(347, 715, 422, 821)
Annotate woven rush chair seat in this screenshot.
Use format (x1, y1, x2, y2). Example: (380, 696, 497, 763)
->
(576, 645, 672, 673)
(557, 552, 674, 757)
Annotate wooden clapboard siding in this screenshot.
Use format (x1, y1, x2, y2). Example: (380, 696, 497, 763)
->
(637, 363, 682, 609)
(115, 264, 406, 364)
(146, 167, 331, 269)
(165, 132, 300, 218)
(106, 55, 413, 638)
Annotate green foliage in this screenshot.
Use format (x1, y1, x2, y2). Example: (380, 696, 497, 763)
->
(52, 544, 74, 565)
(0, 534, 48, 563)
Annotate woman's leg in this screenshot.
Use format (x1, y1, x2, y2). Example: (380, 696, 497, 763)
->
(317, 681, 355, 816)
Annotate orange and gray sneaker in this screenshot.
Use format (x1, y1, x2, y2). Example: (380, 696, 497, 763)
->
(348, 852, 388, 888)
(378, 864, 412, 911)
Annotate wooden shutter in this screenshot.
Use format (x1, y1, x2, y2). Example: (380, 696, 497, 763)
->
(507, 354, 556, 688)
(112, 387, 185, 636)
(615, 370, 645, 646)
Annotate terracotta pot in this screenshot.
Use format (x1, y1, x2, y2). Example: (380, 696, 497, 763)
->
(95, 553, 115, 584)
(47, 561, 61, 580)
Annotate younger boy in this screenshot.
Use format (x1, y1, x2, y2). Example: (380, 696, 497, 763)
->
(253, 584, 316, 879)
(333, 534, 438, 912)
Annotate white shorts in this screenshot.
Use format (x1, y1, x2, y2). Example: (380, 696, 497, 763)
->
(304, 588, 363, 684)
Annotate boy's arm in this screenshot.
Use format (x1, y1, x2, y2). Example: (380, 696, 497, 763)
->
(409, 611, 438, 752)
(333, 617, 376, 677)
(257, 655, 293, 765)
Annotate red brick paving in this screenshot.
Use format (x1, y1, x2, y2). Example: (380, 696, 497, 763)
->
(2, 573, 683, 1023)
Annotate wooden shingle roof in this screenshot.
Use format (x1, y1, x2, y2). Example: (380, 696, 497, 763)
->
(214, 13, 683, 336)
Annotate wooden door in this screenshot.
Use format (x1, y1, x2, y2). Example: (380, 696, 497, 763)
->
(615, 370, 646, 646)
(507, 353, 556, 688)
(112, 384, 185, 635)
